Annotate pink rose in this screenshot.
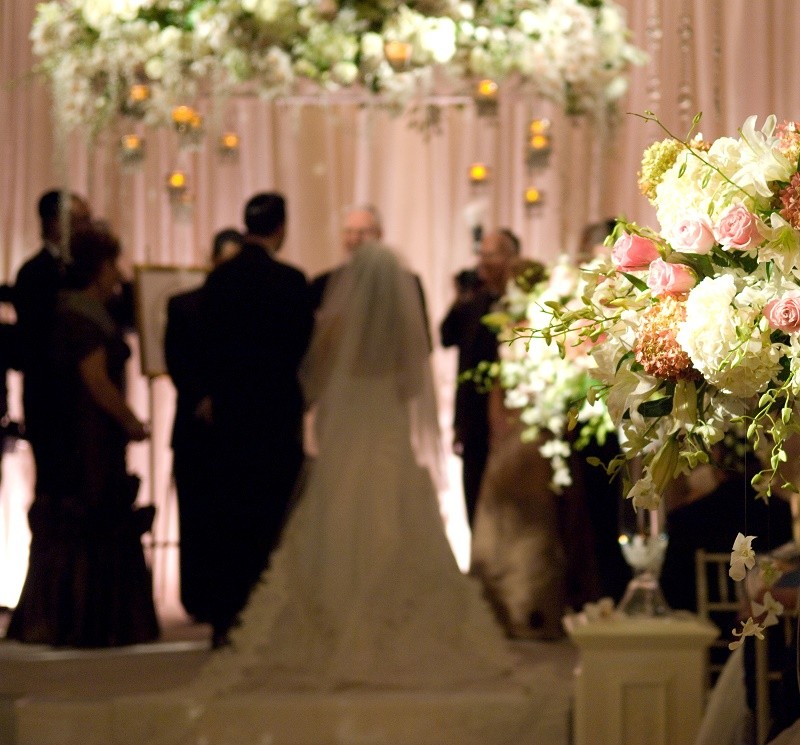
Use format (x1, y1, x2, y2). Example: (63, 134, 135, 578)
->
(611, 233, 660, 271)
(671, 216, 716, 254)
(763, 293, 800, 333)
(646, 259, 697, 296)
(713, 204, 762, 251)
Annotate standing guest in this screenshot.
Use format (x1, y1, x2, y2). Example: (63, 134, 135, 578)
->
(14, 190, 91, 497)
(440, 228, 520, 526)
(164, 228, 243, 623)
(309, 204, 382, 311)
(7, 225, 158, 647)
(309, 205, 431, 345)
(202, 193, 313, 648)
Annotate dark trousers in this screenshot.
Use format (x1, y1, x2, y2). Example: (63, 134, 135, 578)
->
(461, 438, 489, 528)
(173, 440, 216, 622)
(206, 434, 304, 635)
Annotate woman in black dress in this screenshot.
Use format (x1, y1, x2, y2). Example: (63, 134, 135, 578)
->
(8, 225, 159, 647)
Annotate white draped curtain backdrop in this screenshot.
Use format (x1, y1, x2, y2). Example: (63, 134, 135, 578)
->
(2, 0, 800, 610)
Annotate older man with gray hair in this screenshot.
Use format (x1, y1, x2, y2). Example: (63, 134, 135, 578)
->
(310, 205, 430, 345)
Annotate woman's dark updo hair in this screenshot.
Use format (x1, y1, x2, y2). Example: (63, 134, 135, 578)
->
(68, 225, 121, 289)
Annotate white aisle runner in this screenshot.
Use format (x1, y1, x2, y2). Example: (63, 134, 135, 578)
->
(3, 634, 576, 745)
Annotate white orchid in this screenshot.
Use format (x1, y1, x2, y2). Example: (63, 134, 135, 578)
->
(729, 533, 757, 582)
(729, 617, 765, 650)
(751, 591, 784, 628)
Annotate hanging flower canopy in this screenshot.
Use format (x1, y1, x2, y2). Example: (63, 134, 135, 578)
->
(30, 0, 646, 134)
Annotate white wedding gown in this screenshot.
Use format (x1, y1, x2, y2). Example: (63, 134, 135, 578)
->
(151, 246, 514, 743)
(210, 368, 512, 692)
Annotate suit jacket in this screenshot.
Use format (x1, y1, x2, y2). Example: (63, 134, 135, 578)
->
(164, 285, 208, 451)
(203, 242, 313, 447)
(14, 247, 65, 376)
(439, 288, 499, 447)
(310, 265, 432, 349)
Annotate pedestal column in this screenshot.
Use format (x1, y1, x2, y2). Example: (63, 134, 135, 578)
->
(567, 614, 719, 745)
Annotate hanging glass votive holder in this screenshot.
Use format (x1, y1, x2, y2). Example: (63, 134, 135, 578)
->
(468, 162, 490, 185)
(119, 133, 145, 169)
(524, 185, 544, 211)
(123, 83, 151, 118)
(384, 40, 412, 72)
(526, 118, 552, 169)
(219, 131, 240, 159)
(474, 79, 498, 117)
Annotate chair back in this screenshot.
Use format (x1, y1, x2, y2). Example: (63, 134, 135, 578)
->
(695, 549, 743, 688)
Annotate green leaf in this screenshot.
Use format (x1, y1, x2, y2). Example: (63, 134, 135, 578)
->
(616, 350, 635, 373)
(638, 396, 674, 418)
(620, 272, 649, 291)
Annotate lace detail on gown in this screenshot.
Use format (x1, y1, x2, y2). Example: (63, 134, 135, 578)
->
(202, 375, 513, 694)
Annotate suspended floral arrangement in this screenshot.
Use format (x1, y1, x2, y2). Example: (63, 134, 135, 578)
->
(30, 0, 646, 134)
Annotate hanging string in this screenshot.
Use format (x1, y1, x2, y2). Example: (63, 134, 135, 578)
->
(677, 0, 695, 131)
(645, 0, 663, 116)
(711, 0, 723, 130)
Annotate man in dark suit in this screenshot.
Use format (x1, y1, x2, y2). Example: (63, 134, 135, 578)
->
(14, 190, 91, 497)
(440, 228, 520, 526)
(202, 194, 313, 647)
(164, 228, 243, 624)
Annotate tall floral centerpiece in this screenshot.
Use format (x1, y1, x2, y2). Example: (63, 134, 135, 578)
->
(541, 112, 800, 638)
(29, 0, 646, 134)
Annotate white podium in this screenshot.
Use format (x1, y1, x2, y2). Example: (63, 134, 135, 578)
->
(567, 614, 719, 745)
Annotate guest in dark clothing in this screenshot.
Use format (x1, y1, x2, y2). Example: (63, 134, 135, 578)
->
(440, 228, 520, 526)
(202, 194, 313, 648)
(7, 225, 158, 647)
(571, 438, 632, 603)
(660, 469, 792, 614)
(663, 458, 795, 741)
(14, 190, 91, 497)
(164, 228, 242, 622)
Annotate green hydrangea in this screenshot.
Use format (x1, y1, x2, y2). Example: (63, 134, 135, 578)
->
(638, 138, 685, 204)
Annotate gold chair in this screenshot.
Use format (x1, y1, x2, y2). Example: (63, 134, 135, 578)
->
(754, 589, 799, 745)
(695, 549, 743, 689)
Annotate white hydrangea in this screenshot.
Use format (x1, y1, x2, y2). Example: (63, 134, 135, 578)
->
(677, 275, 781, 397)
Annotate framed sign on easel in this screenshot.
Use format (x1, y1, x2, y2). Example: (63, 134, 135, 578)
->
(132, 265, 208, 580)
(133, 264, 207, 378)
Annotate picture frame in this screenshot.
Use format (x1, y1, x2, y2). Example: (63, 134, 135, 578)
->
(133, 264, 207, 378)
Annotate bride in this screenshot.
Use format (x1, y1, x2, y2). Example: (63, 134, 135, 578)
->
(179, 243, 512, 710)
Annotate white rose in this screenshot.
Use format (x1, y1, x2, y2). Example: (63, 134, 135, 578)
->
(360, 32, 384, 59)
(331, 61, 358, 86)
(517, 10, 541, 36)
(144, 56, 164, 80)
(111, 0, 147, 21)
(81, 0, 114, 29)
(297, 6, 316, 27)
(473, 25, 489, 44)
(420, 18, 456, 64)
